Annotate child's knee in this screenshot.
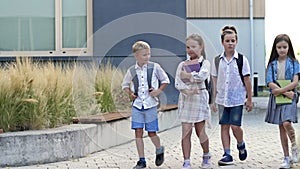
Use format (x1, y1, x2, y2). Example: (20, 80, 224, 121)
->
(135, 128, 144, 137)
(230, 125, 242, 132)
(148, 131, 157, 137)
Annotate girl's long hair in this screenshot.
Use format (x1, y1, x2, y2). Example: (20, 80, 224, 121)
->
(267, 34, 296, 66)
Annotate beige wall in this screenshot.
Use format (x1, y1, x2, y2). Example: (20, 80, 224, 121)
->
(187, 0, 265, 18)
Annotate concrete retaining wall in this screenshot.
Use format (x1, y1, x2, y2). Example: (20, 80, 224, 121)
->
(0, 109, 180, 167)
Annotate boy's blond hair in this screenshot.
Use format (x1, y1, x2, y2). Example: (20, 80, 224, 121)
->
(132, 41, 150, 53)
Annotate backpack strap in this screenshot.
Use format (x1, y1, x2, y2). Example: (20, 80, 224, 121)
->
(199, 60, 213, 104)
(214, 55, 221, 74)
(199, 61, 209, 90)
(129, 65, 138, 96)
(130, 62, 154, 96)
(215, 53, 245, 86)
(237, 53, 245, 86)
(147, 62, 154, 89)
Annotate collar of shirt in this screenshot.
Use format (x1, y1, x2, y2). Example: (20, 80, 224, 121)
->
(187, 56, 204, 62)
(220, 51, 239, 60)
(134, 62, 148, 70)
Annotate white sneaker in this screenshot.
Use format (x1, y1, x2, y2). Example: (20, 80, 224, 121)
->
(201, 154, 211, 169)
(182, 162, 191, 169)
(292, 146, 299, 163)
(280, 156, 291, 169)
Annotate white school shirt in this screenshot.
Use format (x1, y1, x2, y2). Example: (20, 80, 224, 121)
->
(175, 56, 211, 127)
(211, 51, 251, 107)
(122, 62, 170, 109)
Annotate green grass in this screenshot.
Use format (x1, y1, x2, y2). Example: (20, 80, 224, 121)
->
(257, 90, 270, 97)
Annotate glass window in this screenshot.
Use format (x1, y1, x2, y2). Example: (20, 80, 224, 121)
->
(0, 0, 92, 56)
(62, 0, 87, 48)
(0, 0, 55, 51)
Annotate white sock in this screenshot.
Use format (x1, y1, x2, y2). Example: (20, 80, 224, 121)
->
(183, 159, 190, 166)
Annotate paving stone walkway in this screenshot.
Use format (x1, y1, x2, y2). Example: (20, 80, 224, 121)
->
(7, 108, 300, 169)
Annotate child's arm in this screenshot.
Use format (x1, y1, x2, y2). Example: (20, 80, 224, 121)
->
(175, 62, 198, 95)
(211, 76, 218, 112)
(122, 69, 137, 101)
(244, 76, 253, 112)
(124, 87, 137, 101)
(175, 62, 191, 89)
(150, 64, 170, 97)
(191, 60, 211, 82)
(273, 74, 299, 99)
(149, 83, 168, 97)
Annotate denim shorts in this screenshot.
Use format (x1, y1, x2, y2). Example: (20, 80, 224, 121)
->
(218, 105, 243, 126)
(131, 106, 159, 132)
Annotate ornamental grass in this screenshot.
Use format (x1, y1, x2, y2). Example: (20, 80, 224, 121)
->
(0, 58, 129, 132)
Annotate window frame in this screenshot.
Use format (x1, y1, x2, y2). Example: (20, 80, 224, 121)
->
(0, 0, 93, 57)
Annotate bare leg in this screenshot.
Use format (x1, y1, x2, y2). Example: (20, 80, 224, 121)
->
(182, 123, 193, 160)
(221, 124, 231, 151)
(279, 124, 289, 157)
(231, 125, 244, 143)
(148, 132, 161, 149)
(282, 121, 296, 147)
(135, 128, 144, 158)
(195, 121, 209, 153)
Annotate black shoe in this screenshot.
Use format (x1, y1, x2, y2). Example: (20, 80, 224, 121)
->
(133, 160, 146, 169)
(218, 153, 234, 166)
(155, 146, 165, 166)
(237, 143, 247, 161)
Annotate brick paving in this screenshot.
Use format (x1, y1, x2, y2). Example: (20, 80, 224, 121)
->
(4, 98, 300, 169)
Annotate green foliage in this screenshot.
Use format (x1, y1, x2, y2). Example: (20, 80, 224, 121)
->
(98, 83, 116, 112)
(0, 58, 127, 132)
(94, 62, 130, 113)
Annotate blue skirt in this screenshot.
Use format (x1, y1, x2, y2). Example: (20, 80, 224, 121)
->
(265, 93, 298, 124)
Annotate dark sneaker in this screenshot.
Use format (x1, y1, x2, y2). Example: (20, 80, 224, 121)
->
(237, 143, 247, 161)
(155, 146, 164, 166)
(218, 153, 234, 166)
(133, 160, 146, 169)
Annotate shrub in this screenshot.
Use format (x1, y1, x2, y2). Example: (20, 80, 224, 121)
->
(95, 62, 130, 113)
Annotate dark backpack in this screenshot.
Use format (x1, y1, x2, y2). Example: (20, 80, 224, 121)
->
(214, 53, 245, 85)
(129, 62, 154, 96)
(199, 60, 213, 104)
(199, 54, 244, 104)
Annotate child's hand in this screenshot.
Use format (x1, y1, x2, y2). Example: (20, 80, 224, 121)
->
(149, 88, 162, 97)
(284, 91, 294, 100)
(245, 100, 253, 112)
(129, 92, 137, 101)
(180, 69, 191, 81)
(211, 103, 218, 113)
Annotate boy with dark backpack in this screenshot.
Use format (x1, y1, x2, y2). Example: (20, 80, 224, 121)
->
(211, 25, 253, 166)
(200, 53, 244, 106)
(122, 41, 170, 169)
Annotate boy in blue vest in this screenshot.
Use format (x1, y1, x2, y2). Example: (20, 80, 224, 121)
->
(122, 41, 170, 169)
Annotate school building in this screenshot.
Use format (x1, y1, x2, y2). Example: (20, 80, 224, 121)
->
(0, 0, 265, 104)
